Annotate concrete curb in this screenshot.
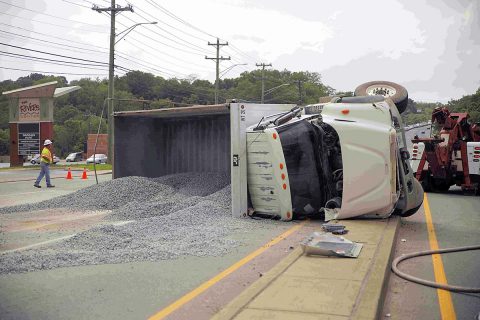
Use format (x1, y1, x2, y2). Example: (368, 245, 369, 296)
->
(212, 217, 400, 320)
(351, 216, 400, 320)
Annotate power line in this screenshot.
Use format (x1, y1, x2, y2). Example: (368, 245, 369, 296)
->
(143, 0, 217, 39)
(130, 0, 255, 74)
(0, 51, 107, 67)
(119, 32, 210, 70)
(1, 54, 108, 71)
(0, 28, 177, 76)
(0, 22, 108, 51)
(128, 11, 213, 55)
(119, 36, 210, 73)
(227, 44, 258, 64)
(0, 66, 108, 76)
(0, 29, 108, 55)
(129, 0, 209, 42)
(0, 23, 195, 77)
(0, 0, 107, 29)
(136, 0, 257, 66)
(1, 52, 129, 73)
(62, 0, 91, 9)
(130, 8, 213, 54)
(117, 14, 209, 57)
(115, 54, 183, 78)
(0, 12, 107, 33)
(0, 42, 108, 65)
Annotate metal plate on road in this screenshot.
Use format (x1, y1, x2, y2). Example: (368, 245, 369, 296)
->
(18, 123, 40, 156)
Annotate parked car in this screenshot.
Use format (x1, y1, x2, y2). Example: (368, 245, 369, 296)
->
(86, 154, 107, 164)
(66, 152, 83, 162)
(30, 154, 60, 164)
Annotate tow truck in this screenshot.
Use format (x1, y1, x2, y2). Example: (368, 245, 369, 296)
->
(411, 107, 480, 193)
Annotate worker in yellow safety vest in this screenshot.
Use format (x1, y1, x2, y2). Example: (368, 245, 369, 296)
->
(34, 139, 55, 188)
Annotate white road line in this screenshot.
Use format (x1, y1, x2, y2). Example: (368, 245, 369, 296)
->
(0, 220, 135, 254)
(1, 234, 76, 254)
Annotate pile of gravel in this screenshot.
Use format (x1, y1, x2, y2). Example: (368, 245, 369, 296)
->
(0, 176, 165, 214)
(0, 173, 281, 274)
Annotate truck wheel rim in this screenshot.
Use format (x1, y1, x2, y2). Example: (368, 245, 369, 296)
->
(366, 85, 396, 97)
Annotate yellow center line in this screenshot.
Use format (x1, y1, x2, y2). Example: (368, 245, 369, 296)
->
(423, 193, 456, 320)
(148, 221, 305, 320)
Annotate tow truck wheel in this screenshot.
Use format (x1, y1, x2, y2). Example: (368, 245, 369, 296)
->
(420, 174, 432, 192)
(354, 81, 408, 113)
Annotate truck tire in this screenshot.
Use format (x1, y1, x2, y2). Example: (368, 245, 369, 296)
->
(354, 81, 408, 113)
(398, 202, 422, 217)
(432, 179, 450, 192)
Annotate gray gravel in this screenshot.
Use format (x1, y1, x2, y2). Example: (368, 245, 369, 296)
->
(0, 176, 165, 214)
(0, 173, 283, 274)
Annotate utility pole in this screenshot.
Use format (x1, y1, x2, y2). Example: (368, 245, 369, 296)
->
(93, 1, 133, 166)
(256, 63, 272, 104)
(206, 38, 230, 104)
(294, 79, 304, 105)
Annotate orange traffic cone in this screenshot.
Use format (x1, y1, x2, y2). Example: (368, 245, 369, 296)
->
(66, 167, 72, 180)
(81, 168, 88, 180)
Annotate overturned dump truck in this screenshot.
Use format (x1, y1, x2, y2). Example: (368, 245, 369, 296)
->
(114, 81, 423, 221)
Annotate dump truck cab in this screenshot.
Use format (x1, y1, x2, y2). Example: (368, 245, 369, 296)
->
(245, 95, 424, 221)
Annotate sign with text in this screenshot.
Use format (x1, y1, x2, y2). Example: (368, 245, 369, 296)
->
(18, 123, 40, 156)
(18, 98, 41, 121)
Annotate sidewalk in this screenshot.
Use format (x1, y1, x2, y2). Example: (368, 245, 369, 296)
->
(0, 169, 112, 183)
(213, 217, 399, 320)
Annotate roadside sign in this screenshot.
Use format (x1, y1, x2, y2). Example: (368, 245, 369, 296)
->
(18, 98, 41, 122)
(18, 123, 40, 156)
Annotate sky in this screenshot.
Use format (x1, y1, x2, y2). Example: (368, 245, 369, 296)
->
(0, 0, 478, 102)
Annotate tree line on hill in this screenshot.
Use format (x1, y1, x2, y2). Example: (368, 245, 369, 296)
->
(0, 70, 479, 157)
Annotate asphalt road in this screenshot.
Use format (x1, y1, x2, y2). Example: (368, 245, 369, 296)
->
(383, 188, 480, 319)
(0, 169, 293, 320)
(405, 124, 432, 150)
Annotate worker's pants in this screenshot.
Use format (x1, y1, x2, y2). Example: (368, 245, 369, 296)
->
(35, 162, 51, 186)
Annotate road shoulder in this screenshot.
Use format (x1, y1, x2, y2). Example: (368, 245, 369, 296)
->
(212, 217, 400, 320)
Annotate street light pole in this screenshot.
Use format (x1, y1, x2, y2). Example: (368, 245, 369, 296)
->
(264, 83, 290, 96)
(115, 22, 158, 44)
(93, 2, 155, 169)
(93, 1, 133, 166)
(219, 63, 247, 78)
(256, 62, 272, 104)
(107, 0, 115, 166)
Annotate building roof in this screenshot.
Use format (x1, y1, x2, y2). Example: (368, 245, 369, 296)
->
(2, 81, 57, 96)
(54, 86, 81, 97)
(2, 81, 81, 98)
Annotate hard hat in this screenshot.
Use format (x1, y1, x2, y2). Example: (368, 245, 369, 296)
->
(44, 139, 52, 146)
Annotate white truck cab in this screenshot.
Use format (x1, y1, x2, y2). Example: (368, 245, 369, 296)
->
(243, 89, 423, 221)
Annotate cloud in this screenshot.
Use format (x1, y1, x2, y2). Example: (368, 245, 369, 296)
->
(231, 34, 265, 44)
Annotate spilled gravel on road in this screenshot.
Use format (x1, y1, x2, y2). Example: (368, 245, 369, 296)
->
(0, 173, 282, 274)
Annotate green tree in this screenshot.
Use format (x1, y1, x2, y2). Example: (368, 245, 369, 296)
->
(447, 88, 480, 123)
(0, 128, 9, 155)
